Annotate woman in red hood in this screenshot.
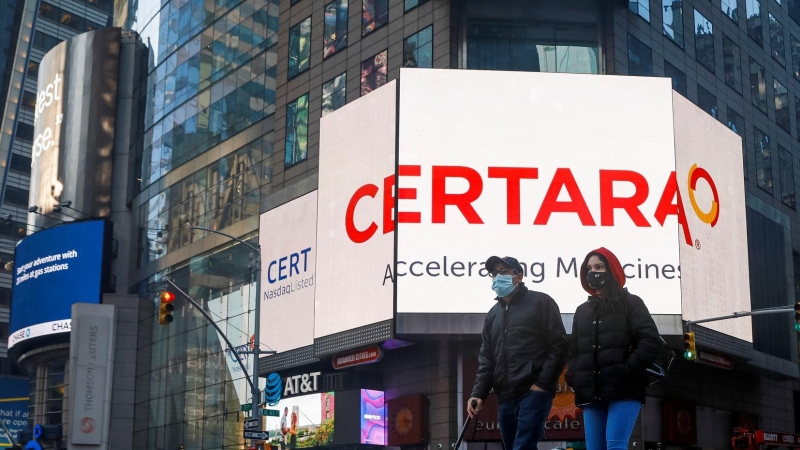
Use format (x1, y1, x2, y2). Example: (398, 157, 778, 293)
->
(566, 248, 661, 450)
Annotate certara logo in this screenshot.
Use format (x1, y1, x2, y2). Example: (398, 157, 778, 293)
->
(80, 417, 95, 433)
(344, 165, 720, 248)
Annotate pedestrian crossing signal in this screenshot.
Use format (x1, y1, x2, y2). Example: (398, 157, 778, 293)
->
(683, 331, 696, 360)
(159, 290, 175, 325)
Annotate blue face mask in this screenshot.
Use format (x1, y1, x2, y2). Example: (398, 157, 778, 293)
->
(492, 274, 516, 297)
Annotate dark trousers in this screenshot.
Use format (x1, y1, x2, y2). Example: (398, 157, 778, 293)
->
(498, 389, 553, 450)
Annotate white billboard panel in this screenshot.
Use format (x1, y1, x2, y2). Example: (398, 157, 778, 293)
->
(260, 191, 318, 352)
(673, 92, 752, 342)
(396, 69, 682, 315)
(315, 81, 397, 338)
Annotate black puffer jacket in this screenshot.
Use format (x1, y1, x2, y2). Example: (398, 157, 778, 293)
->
(471, 283, 569, 402)
(566, 293, 661, 406)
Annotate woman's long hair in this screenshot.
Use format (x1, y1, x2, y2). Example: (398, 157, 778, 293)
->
(583, 251, 627, 316)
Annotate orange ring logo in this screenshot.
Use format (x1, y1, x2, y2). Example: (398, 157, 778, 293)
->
(687, 164, 719, 227)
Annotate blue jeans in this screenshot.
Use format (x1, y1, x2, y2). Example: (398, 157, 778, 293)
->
(583, 400, 642, 450)
(498, 390, 553, 450)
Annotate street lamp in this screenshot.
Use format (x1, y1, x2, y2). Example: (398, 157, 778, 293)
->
(187, 225, 265, 430)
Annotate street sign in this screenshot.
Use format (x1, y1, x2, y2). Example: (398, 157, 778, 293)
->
(244, 418, 261, 430)
(243, 431, 269, 440)
(240, 404, 252, 412)
(260, 409, 280, 417)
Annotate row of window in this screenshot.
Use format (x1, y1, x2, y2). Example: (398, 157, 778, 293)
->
(285, 25, 432, 168)
(38, 2, 108, 35)
(629, 33, 797, 210)
(288, 0, 432, 79)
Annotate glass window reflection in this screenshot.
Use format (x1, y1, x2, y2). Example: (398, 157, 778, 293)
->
(723, 34, 742, 94)
(324, 0, 348, 59)
(792, 35, 800, 80)
(285, 94, 309, 167)
(694, 10, 714, 74)
(722, 0, 738, 21)
(361, 50, 388, 95)
(363, 0, 388, 35)
(750, 57, 767, 114)
(663, 0, 683, 47)
(404, 0, 428, 11)
(769, 14, 786, 66)
(288, 17, 311, 78)
(628, 33, 652, 76)
(754, 127, 773, 193)
(322, 73, 346, 116)
(779, 146, 796, 208)
(630, 0, 650, 22)
(775, 78, 790, 132)
(697, 84, 718, 119)
(747, 0, 763, 46)
(664, 60, 687, 96)
(404, 26, 433, 68)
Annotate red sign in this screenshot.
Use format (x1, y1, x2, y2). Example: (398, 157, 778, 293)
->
(697, 350, 733, 370)
(755, 431, 800, 447)
(332, 345, 382, 369)
(461, 345, 583, 441)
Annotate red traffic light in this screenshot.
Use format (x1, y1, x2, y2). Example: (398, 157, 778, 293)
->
(160, 291, 176, 302)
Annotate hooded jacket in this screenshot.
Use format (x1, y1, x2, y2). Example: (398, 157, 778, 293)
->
(471, 283, 569, 403)
(566, 247, 661, 406)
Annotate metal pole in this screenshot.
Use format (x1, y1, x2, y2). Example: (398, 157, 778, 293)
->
(685, 306, 795, 328)
(164, 278, 255, 391)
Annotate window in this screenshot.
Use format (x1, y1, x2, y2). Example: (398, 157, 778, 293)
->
(792, 0, 800, 26)
(663, 0, 685, 47)
(46, 364, 65, 425)
(0, 288, 10, 308)
(724, 34, 742, 93)
(796, 96, 800, 140)
(727, 106, 745, 142)
(285, 94, 309, 167)
(779, 146, 796, 208)
(0, 323, 7, 341)
(664, 60, 687, 96)
(697, 84, 718, 118)
(754, 127, 774, 193)
(324, 0, 348, 59)
(722, 0, 739, 21)
(775, 79, 790, 132)
(750, 57, 767, 114)
(27, 61, 39, 79)
(15, 122, 33, 141)
(404, 26, 433, 68)
(322, 73, 346, 116)
(747, 0, 763, 46)
(466, 21, 599, 74)
(695, 10, 714, 73)
(362, 0, 388, 35)
(404, 0, 428, 12)
(630, 0, 650, 22)
(288, 17, 311, 79)
(628, 34, 653, 76)
(361, 50, 388, 95)
(793, 35, 800, 80)
(21, 91, 36, 109)
(4, 186, 29, 207)
(770, 14, 786, 66)
(9, 154, 32, 174)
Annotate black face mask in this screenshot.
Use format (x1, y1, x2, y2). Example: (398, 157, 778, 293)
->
(585, 271, 608, 290)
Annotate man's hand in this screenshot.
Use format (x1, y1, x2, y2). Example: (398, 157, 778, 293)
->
(530, 384, 545, 392)
(467, 397, 483, 418)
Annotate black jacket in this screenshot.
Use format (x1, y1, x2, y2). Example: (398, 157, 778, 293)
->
(471, 283, 569, 403)
(566, 293, 661, 406)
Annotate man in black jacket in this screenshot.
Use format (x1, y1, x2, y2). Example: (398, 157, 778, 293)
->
(467, 256, 569, 450)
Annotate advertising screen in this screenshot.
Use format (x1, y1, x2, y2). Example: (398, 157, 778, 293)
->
(360, 389, 386, 445)
(672, 92, 752, 341)
(260, 191, 317, 352)
(8, 219, 110, 348)
(265, 392, 335, 448)
(315, 80, 396, 339)
(0, 378, 29, 447)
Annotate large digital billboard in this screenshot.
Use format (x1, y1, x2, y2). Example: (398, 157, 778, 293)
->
(360, 389, 386, 445)
(315, 80, 396, 339)
(8, 219, 111, 349)
(265, 392, 335, 448)
(260, 191, 318, 352)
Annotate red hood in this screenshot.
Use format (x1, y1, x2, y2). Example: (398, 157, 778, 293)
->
(580, 247, 626, 296)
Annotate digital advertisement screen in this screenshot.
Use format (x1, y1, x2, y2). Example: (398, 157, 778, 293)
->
(0, 378, 29, 448)
(360, 389, 386, 445)
(260, 191, 317, 353)
(265, 392, 335, 448)
(8, 219, 110, 348)
(315, 80, 396, 339)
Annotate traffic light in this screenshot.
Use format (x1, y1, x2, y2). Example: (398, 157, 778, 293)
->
(794, 302, 800, 331)
(683, 331, 696, 360)
(159, 290, 175, 325)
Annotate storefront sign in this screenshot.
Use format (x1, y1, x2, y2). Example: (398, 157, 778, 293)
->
(755, 431, 800, 447)
(283, 371, 322, 397)
(697, 350, 733, 370)
(333, 345, 383, 369)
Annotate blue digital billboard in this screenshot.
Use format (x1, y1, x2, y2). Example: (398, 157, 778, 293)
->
(8, 219, 111, 349)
